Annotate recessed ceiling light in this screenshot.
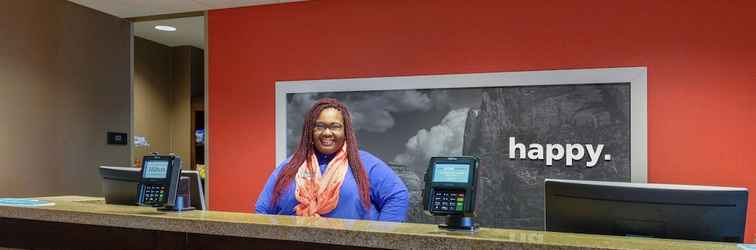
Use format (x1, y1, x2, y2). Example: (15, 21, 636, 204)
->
(154, 25, 176, 31)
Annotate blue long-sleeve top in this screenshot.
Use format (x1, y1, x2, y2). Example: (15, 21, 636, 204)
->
(255, 150, 409, 222)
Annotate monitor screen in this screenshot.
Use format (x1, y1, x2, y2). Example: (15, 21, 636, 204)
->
(432, 163, 470, 183)
(142, 160, 169, 179)
(545, 179, 748, 243)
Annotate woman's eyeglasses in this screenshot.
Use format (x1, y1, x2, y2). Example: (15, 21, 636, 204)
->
(313, 123, 344, 132)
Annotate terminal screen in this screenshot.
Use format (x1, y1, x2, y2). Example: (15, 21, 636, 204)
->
(432, 163, 470, 183)
(143, 160, 169, 179)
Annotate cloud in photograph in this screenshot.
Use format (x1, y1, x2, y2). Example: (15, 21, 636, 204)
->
(345, 90, 434, 133)
(286, 93, 318, 151)
(392, 108, 469, 172)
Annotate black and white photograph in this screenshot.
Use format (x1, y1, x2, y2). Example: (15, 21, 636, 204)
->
(284, 82, 632, 229)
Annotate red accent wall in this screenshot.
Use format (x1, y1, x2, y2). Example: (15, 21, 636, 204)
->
(208, 0, 756, 242)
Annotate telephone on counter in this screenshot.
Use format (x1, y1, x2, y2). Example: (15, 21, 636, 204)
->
(423, 156, 479, 231)
(137, 153, 193, 211)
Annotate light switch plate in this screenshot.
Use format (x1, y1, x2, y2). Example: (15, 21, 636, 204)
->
(107, 132, 128, 145)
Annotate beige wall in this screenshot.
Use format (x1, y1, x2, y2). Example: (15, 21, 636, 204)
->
(0, 1, 131, 196)
(171, 46, 193, 170)
(133, 37, 173, 164)
(133, 38, 197, 170)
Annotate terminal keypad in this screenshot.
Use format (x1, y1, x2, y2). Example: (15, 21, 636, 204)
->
(431, 190, 465, 212)
(143, 185, 166, 203)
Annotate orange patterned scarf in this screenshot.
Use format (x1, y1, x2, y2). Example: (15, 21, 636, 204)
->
(294, 144, 349, 217)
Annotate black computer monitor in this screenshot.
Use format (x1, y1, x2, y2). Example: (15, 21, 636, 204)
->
(544, 178, 748, 243)
(99, 166, 207, 210)
(99, 166, 140, 205)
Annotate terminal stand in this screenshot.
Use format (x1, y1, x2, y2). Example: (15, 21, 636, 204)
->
(157, 196, 194, 212)
(439, 215, 479, 232)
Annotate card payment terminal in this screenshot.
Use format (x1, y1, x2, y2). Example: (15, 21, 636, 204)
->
(137, 154, 182, 208)
(423, 156, 479, 231)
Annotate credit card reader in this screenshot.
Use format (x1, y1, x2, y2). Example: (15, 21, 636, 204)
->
(423, 156, 479, 231)
(137, 154, 184, 210)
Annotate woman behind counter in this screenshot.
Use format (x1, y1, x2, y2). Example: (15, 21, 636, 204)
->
(255, 98, 409, 222)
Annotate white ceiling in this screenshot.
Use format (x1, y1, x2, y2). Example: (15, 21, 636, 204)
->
(134, 16, 205, 49)
(69, 0, 306, 49)
(68, 0, 305, 18)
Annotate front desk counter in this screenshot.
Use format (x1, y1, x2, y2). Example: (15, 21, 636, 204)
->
(0, 196, 742, 250)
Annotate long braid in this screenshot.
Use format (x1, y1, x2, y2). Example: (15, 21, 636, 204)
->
(270, 98, 371, 210)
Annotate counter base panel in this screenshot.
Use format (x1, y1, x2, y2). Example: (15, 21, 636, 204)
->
(0, 217, 380, 250)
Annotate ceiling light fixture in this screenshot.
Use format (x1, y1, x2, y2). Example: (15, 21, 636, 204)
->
(154, 25, 177, 31)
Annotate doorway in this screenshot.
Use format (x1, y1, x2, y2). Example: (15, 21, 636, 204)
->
(130, 13, 208, 201)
